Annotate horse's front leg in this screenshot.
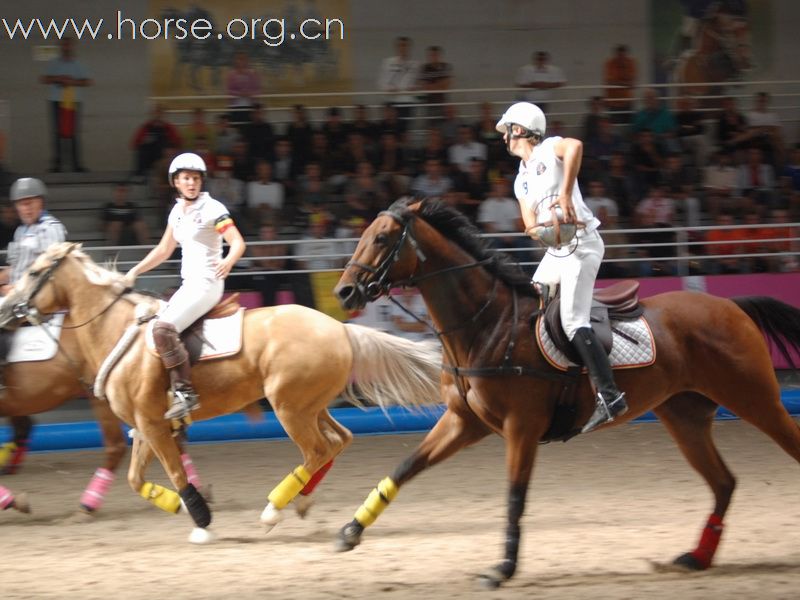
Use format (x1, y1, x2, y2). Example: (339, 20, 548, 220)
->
(134, 413, 214, 544)
(77, 397, 128, 513)
(336, 404, 490, 552)
(478, 414, 544, 589)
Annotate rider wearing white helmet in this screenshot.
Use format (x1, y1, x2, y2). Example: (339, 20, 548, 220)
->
(126, 152, 246, 420)
(496, 101, 627, 433)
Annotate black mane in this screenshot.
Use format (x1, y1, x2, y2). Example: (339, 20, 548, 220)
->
(388, 197, 538, 296)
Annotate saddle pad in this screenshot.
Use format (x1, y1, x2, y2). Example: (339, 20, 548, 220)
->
(8, 313, 66, 363)
(536, 314, 656, 372)
(145, 308, 245, 361)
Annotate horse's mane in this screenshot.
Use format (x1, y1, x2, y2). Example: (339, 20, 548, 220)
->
(389, 198, 537, 297)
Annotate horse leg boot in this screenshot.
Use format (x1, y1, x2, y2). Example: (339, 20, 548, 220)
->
(153, 321, 199, 420)
(571, 327, 628, 433)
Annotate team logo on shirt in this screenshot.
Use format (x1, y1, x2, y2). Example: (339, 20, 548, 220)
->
(536, 162, 547, 175)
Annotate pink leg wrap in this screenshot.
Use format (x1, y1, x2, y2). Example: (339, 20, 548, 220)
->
(300, 460, 334, 496)
(0, 484, 15, 510)
(79, 468, 115, 512)
(689, 513, 724, 569)
(181, 453, 201, 489)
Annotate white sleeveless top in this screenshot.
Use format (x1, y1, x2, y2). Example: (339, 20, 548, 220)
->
(513, 136, 600, 233)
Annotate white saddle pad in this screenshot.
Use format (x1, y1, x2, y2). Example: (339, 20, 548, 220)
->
(145, 307, 245, 361)
(8, 313, 66, 363)
(536, 314, 656, 371)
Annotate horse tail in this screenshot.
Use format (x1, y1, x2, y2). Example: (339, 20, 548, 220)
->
(341, 324, 441, 410)
(732, 296, 800, 369)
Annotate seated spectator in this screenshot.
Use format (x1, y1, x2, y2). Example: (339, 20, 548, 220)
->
(182, 107, 214, 150)
(130, 104, 182, 177)
(308, 131, 344, 180)
(246, 103, 275, 162)
(411, 158, 452, 198)
(213, 113, 241, 157)
(630, 129, 664, 194)
(602, 152, 638, 223)
(437, 103, 461, 146)
(585, 115, 625, 180)
(193, 134, 217, 175)
(660, 153, 693, 191)
(675, 95, 707, 169)
(736, 147, 775, 211)
(335, 216, 369, 258)
(414, 128, 448, 172)
(703, 151, 739, 219)
(295, 212, 343, 271)
(296, 162, 333, 221)
(582, 96, 606, 148)
(783, 144, 800, 193)
(272, 137, 299, 196)
(448, 125, 488, 175)
(745, 91, 784, 167)
(343, 161, 387, 222)
(759, 208, 799, 272)
(705, 213, 743, 274)
(102, 183, 149, 246)
(246, 160, 285, 225)
(476, 177, 526, 256)
(226, 50, 260, 127)
(474, 101, 505, 171)
(716, 96, 750, 154)
(286, 104, 314, 168)
(634, 184, 677, 276)
(376, 102, 408, 142)
(247, 222, 297, 306)
(738, 211, 771, 273)
(349, 104, 378, 150)
(321, 106, 350, 150)
(674, 184, 702, 229)
(231, 139, 256, 182)
(375, 131, 411, 186)
(584, 180, 619, 228)
(341, 131, 376, 176)
(632, 88, 676, 137)
(206, 155, 245, 213)
(454, 158, 490, 222)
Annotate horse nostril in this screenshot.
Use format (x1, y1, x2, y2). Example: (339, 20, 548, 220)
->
(335, 284, 354, 301)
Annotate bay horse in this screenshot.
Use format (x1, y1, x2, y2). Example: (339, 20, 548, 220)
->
(3, 242, 441, 542)
(0, 324, 128, 514)
(333, 197, 800, 588)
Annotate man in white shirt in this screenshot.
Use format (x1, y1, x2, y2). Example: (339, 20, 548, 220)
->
(411, 158, 452, 198)
(515, 51, 566, 112)
(583, 180, 619, 227)
(448, 125, 488, 174)
(246, 160, 284, 221)
(377, 36, 420, 119)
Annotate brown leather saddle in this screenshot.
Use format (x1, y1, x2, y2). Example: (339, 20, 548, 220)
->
(181, 293, 242, 365)
(542, 280, 643, 365)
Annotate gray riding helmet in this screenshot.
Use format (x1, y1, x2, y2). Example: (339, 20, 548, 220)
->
(10, 177, 48, 202)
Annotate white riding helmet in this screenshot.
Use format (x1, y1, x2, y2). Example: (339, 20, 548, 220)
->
(10, 177, 47, 202)
(168, 152, 207, 185)
(495, 102, 546, 139)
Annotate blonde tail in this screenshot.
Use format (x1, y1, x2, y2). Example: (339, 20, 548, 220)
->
(342, 324, 441, 410)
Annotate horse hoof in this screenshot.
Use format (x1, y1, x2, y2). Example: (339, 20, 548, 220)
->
(672, 552, 707, 571)
(334, 522, 362, 552)
(477, 561, 514, 589)
(477, 573, 502, 590)
(188, 527, 216, 545)
(14, 492, 30, 514)
(260, 503, 283, 530)
(333, 536, 358, 553)
(293, 494, 314, 519)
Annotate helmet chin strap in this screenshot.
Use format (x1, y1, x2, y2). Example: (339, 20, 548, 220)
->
(504, 124, 540, 157)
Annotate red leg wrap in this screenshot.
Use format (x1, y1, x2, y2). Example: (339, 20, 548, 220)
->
(689, 513, 724, 569)
(5, 441, 29, 475)
(299, 460, 333, 496)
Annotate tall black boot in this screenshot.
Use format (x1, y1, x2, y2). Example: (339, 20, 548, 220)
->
(571, 327, 628, 433)
(153, 321, 200, 420)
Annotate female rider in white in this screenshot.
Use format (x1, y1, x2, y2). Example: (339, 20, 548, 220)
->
(496, 102, 627, 433)
(126, 153, 246, 420)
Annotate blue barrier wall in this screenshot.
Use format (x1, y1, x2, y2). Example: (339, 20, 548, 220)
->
(4, 391, 800, 453)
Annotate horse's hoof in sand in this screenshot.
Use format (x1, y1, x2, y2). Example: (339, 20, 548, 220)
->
(334, 522, 362, 552)
(671, 552, 707, 571)
(188, 527, 216, 545)
(477, 561, 514, 589)
(293, 494, 313, 519)
(260, 502, 283, 532)
(14, 492, 30, 514)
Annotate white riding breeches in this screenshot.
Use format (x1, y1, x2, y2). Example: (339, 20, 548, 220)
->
(158, 278, 224, 333)
(533, 229, 604, 341)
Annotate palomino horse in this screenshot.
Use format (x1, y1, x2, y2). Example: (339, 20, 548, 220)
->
(334, 198, 800, 588)
(3, 242, 441, 542)
(0, 324, 128, 514)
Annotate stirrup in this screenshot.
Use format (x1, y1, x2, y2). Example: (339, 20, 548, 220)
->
(164, 389, 200, 420)
(581, 392, 628, 434)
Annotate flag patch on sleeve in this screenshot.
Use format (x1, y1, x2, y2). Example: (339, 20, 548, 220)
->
(214, 214, 234, 234)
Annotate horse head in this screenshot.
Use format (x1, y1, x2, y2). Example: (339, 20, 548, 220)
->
(334, 197, 426, 311)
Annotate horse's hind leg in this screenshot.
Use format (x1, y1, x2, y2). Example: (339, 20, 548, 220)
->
(1, 416, 34, 474)
(654, 392, 736, 571)
(336, 406, 490, 553)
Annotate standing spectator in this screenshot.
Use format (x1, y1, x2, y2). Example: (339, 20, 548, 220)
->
(226, 51, 261, 127)
(514, 51, 565, 113)
(246, 160, 284, 225)
(246, 103, 275, 163)
(632, 88, 676, 137)
(418, 45, 452, 118)
(603, 44, 637, 124)
(130, 104, 183, 178)
(102, 183, 149, 247)
(448, 125, 488, 174)
(39, 37, 92, 172)
(376, 36, 420, 120)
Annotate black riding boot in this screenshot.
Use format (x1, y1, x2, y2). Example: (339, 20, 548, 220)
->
(153, 321, 200, 420)
(571, 327, 628, 433)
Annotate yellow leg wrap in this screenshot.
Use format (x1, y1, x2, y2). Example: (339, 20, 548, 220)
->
(267, 465, 311, 510)
(354, 477, 399, 528)
(139, 482, 182, 514)
(0, 442, 16, 468)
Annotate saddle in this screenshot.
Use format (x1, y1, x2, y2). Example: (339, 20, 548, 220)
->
(542, 281, 642, 365)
